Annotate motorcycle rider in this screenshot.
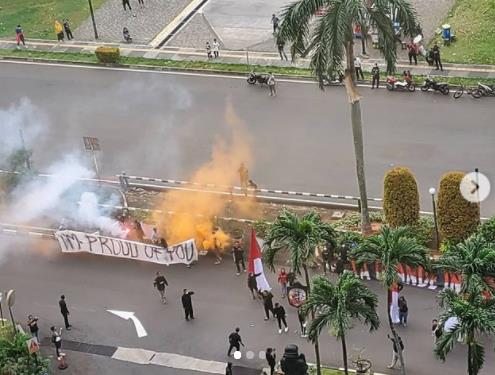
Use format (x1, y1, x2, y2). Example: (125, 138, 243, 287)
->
(403, 70, 413, 86)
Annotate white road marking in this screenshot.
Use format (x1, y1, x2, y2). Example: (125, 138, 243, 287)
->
(112, 346, 226, 374)
(107, 310, 147, 338)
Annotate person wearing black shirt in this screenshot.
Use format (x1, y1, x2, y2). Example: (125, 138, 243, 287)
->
(371, 63, 380, 89)
(398, 296, 409, 327)
(227, 327, 244, 356)
(226, 362, 233, 375)
(247, 272, 261, 299)
(59, 295, 71, 330)
(153, 272, 169, 303)
(274, 302, 288, 334)
(232, 241, 246, 275)
(265, 348, 276, 375)
(262, 291, 275, 320)
(181, 289, 195, 321)
(27, 315, 39, 341)
(432, 42, 443, 71)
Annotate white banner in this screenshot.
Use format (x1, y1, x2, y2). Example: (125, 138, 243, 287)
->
(55, 230, 197, 265)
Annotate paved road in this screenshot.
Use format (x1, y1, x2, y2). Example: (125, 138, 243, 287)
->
(1, 234, 494, 375)
(1, 61, 494, 215)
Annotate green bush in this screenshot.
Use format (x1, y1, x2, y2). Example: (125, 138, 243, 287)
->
(405, 216, 435, 247)
(253, 218, 272, 239)
(0, 330, 49, 375)
(333, 211, 383, 231)
(95, 46, 120, 63)
(437, 172, 480, 244)
(383, 167, 420, 228)
(477, 216, 495, 244)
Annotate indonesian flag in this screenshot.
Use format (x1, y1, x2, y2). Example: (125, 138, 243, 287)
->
(390, 283, 400, 324)
(248, 228, 271, 292)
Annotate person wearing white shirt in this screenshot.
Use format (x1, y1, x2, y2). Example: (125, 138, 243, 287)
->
(212, 38, 220, 58)
(354, 56, 364, 80)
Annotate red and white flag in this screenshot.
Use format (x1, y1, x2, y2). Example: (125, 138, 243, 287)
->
(248, 228, 271, 292)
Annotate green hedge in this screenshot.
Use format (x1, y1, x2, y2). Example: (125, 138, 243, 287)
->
(437, 171, 480, 244)
(477, 216, 495, 244)
(95, 46, 120, 63)
(383, 167, 420, 228)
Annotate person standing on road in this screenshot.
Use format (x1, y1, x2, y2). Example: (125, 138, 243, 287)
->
(63, 19, 73, 40)
(262, 291, 275, 320)
(232, 240, 246, 275)
(371, 63, 380, 89)
(153, 271, 168, 303)
(387, 334, 404, 369)
(226, 362, 233, 375)
(227, 327, 244, 356)
(265, 348, 276, 375)
(15, 25, 26, 49)
(59, 295, 71, 330)
(398, 296, 408, 327)
(407, 40, 417, 65)
(27, 315, 39, 341)
(432, 42, 443, 71)
(298, 308, 307, 337)
(212, 38, 220, 58)
(238, 163, 249, 195)
(354, 56, 364, 80)
(248, 272, 260, 299)
(277, 39, 288, 61)
(55, 20, 64, 43)
(271, 14, 280, 33)
(206, 42, 212, 59)
(274, 302, 288, 334)
(182, 289, 195, 321)
(122, 0, 132, 11)
(50, 326, 63, 357)
(278, 268, 288, 298)
(268, 72, 276, 96)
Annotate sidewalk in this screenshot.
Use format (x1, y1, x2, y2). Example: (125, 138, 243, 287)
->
(1, 38, 495, 79)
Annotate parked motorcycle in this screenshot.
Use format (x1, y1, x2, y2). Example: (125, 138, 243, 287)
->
(386, 76, 415, 92)
(247, 72, 270, 85)
(420, 77, 449, 95)
(472, 82, 495, 98)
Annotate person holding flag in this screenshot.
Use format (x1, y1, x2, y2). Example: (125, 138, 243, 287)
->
(247, 228, 271, 293)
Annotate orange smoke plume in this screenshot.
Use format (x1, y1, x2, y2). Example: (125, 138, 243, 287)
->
(154, 102, 257, 250)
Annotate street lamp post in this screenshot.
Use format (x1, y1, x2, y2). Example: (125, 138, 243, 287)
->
(88, 0, 99, 39)
(429, 187, 440, 250)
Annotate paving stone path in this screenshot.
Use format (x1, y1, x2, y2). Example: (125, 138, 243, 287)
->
(75, 0, 193, 44)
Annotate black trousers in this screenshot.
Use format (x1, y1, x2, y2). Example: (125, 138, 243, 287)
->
(435, 57, 443, 70)
(228, 343, 240, 356)
(62, 313, 70, 328)
(184, 307, 194, 320)
(355, 67, 364, 80)
(408, 52, 417, 65)
(55, 341, 61, 357)
(123, 0, 131, 10)
(372, 76, 380, 88)
(264, 305, 274, 319)
(65, 29, 73, 40)
(268, 362, 275, 375)
(235, 258, 245, 273)
(277, 316, 288, 329)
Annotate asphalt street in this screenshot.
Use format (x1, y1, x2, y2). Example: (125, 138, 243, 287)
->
(1, 61, 495, 216)
(1, 235, 494, 375)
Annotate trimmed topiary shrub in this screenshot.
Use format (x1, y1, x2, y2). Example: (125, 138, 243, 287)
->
(95, 46, 120, 63)
(383, 167, 419, 228)
(477, 216, 495, 244)
(437, 171, 480, 244)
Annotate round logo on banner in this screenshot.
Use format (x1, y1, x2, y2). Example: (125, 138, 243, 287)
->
(287, 282, 308, 308)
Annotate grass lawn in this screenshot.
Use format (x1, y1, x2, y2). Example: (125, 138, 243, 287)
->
(431, 0, 495, 64)
(0, 0, 106, 39)
(309, 368, 344, 375)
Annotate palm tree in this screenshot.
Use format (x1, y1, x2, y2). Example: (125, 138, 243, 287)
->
(435, 235, 495, 295)
(435, 289, 495, 375)
(352, 226, 427, 375)
(264, 210, 336, 375)
(277, 0, 418, 232)
(302, 272, 380, 374)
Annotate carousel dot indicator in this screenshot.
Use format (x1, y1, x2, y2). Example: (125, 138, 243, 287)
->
(233, 351, 242, 360)
(246, 351, 254, 359)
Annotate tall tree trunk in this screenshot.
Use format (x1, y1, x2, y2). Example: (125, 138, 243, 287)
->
(340, 330, 349, 375)
(388, 288, 406, 375)
(344, 41, 371, 233)
(303, 264, 322, 375)
(467, 341, 472, 375)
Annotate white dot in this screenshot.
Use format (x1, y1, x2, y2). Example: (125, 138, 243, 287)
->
(259, 351, 266, 359)
(246, 351, 254, 359)
(233, 351, 242, 360)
